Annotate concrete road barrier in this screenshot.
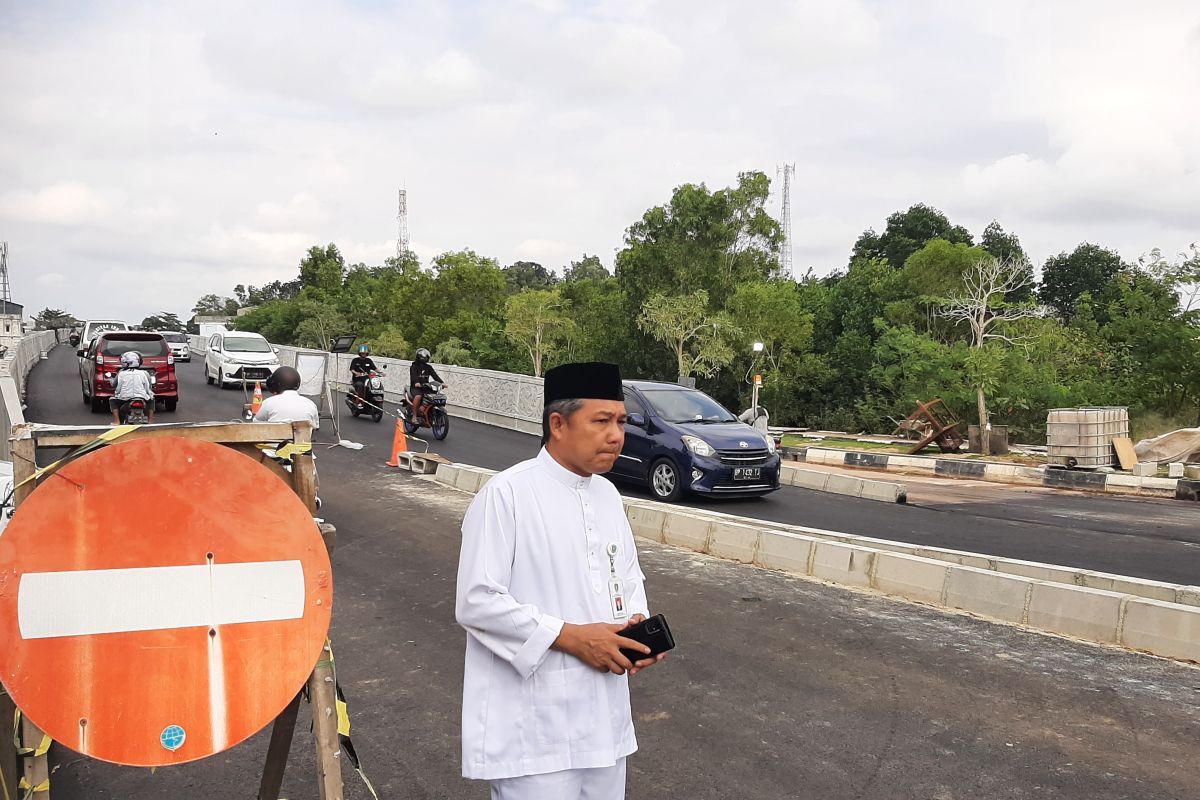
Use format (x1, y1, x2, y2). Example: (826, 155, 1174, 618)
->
(781, 464, 906, 504)
(432, 461, 1200, 664)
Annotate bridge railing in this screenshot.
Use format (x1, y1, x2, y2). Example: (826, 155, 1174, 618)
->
(1, 330, 66, 460)
(188, 336, 544, 435)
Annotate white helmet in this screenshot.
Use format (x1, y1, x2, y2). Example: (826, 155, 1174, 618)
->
(120, 351, 143, 368)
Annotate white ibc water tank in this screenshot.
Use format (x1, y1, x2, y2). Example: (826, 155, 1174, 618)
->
(1046, 407, 1130, 468)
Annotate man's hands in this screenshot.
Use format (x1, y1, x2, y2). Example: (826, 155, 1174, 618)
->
(551, 614, 667, 676)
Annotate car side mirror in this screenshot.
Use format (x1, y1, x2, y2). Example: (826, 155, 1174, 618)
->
(273, 347, 280, 354)
(77, 349, 86, 358)
(627, 413, 646, 428)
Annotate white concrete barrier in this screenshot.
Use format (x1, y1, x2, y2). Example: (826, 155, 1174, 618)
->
(430, 461, 1200, 664)
(781, 464, 906, 503)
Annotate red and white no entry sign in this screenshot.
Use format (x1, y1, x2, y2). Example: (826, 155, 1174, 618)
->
(0, 436, 333, 767)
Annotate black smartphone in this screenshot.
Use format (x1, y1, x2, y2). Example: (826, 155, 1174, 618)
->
(618, 614, 675, 664)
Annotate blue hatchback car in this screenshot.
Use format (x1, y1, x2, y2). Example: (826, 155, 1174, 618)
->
(607, 380, 782, 502)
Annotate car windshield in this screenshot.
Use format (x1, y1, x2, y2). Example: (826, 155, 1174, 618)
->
(640, 388, 736, 424)
(160, 333, 187, 343)
(224, 336, 272, 353)
(101, 338, 167, 357)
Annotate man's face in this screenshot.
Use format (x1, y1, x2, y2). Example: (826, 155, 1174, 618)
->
(550, 399, 627, 475)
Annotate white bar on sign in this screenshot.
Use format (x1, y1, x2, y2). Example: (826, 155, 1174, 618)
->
(17, 560, 305, 640)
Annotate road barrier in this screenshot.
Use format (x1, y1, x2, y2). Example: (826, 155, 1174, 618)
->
(0, 330, 65, 460)
(429, 461, 1200, 665)
(785, 445, 1193, 501)
(780, 463, 906, 503)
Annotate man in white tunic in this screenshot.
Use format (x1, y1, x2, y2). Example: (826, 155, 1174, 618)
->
(456, 362, 666, 800)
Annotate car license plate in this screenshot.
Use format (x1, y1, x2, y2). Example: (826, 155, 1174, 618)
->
(733, 467, 761, 481)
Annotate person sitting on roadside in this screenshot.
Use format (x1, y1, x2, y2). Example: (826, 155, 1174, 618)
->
(255, 366, 319, 430)
(111, 351, 155, 425)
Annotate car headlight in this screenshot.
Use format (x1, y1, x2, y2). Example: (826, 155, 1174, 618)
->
(765, 436, 776, 454)
(681, 435, 715, 458)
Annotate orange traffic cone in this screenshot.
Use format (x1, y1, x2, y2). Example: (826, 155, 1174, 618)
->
(386, 417, 408, 467)
(251, 381, 264, 415)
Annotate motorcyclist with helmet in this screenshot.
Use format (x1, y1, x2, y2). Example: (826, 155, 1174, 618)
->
(408, 347, 447, 420)
(349, 344, 379, 405)
(110, 350, 155, 424)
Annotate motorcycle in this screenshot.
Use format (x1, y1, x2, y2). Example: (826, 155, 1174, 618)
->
(402, 380, 450, 441)
(346, 369, 386, 423)
(119, 397, 151, 425)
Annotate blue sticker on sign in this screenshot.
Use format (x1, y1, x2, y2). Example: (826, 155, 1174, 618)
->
(160, 725, 186, 752)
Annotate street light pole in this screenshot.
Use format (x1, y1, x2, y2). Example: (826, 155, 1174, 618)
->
(751, 342, 764, 414)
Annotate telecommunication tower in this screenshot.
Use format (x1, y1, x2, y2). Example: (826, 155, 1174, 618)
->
(0, 242, 11, 304)
(396, 189, 410, 258)
(776, 164, 795, 280)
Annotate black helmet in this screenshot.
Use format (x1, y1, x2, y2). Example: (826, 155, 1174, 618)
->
(415, 347, 430, 363)
(266, 365, 301, 394)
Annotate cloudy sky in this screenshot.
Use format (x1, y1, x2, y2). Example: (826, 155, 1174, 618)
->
(1, 0, 1197, 323)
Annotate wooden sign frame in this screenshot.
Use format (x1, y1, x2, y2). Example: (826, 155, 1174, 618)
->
(1, 421, 344, 800)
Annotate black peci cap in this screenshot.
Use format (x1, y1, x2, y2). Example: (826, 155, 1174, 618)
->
(543, 362, 623, 404)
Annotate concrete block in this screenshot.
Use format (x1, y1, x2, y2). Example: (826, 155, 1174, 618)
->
(808, 448, 845, 466)
(1177, 587, 1200, 608)
(859, 479, 906, 504)
(456, 469, 483, 493)
(810, 541, 874, 588)
(1185, 465, 1200, 480)
(1167, 462, 1185, 478)
(390, 451, 416, 471)
(1013, 466, 1045, 484)
(824, 473, 864, 498)
(1104, 473, 1140, 489)
(754, 531, 814, 574)
(707, 522, 760, 564)
(992, 558, 1079, 585)
(887, 455, 936, 472)
(434, 463, 461, 486)
(409, 456, 441, 475)
(662, 512, 711, 552)
(625, 504, 667, 543)
(783, 467, 829, 491)
(1121, 598, 1200, 663)
(872, 552, 948, 605)
(944, 567, 1032, 623)
(1026, 583, 1124, 643)
(1077, 571, 1180, 604)
(1133, 462, 1158, 477)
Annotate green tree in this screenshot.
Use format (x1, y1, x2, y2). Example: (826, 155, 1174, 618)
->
(638, 291, 738, 379)
(504, 288, 574, 376)
(725, 281, 817, 417)
(563, 254, 609, 283)
(192, 294, 237, 316)
(140, 312, 185, 331)
(980, 221, 1034, 301)
(503, 261, 558, 291)
(364, 325, 411, 359)
(298, 243, 347, 293)
(433, 337, 479, 368)
(558, 276, 634, 366)
(851, 204, 974, 268)
(293, 300, 349, 351)
(616, 171, 781, 308)
(1039, 243, 1124, 318)
(32, 308, 79, 330)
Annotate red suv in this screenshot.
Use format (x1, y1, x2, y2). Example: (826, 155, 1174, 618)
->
(79, 332, 179, 414)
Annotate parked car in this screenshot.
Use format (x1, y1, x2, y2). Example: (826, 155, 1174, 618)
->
(79, 332, 179, 413)
(607, 380, 781, 502)
(204, 331, 280, 388)
(159, 331, 191, 362)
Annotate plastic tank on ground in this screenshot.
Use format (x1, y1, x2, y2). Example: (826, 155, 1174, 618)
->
(1046, 407, 1130, 468)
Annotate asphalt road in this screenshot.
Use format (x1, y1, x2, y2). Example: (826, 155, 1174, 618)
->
(28, 346, 1200, 585)
(20, 344, 1200, 799)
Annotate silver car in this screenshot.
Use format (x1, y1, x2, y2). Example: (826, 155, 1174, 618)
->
(159, 331, 191, 362)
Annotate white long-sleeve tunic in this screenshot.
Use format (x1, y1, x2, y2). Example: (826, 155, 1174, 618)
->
(455, 448, 650, 781)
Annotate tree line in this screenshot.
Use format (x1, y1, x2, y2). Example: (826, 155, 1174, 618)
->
(176, 171, 1198, 442)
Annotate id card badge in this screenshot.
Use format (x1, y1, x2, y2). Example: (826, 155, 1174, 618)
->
(608, 577, 628, 620)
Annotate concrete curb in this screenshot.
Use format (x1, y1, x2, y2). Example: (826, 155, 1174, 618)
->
(780, 464, 906, 503)
(431, 461, 1200, 664)
(782, 445, 1191, 500)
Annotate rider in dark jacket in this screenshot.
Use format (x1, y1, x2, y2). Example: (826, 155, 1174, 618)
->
(409, 347, 446, 419)
(350, 344, 378, 400)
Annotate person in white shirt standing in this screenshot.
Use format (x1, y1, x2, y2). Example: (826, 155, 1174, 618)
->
(254, 366, 320, 430)
(456, 362, 666, 800)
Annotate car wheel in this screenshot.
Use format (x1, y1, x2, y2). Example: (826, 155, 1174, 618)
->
(90, 395, 106, 414)
(165, 398, 178, 412)
(206, 366, 215, 385)
(82, 381, 91, 405)
(649, 458, 683, 502)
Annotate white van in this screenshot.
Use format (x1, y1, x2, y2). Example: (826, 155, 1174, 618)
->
(81, 319, 127, 347)
(204, 331, 280, 388)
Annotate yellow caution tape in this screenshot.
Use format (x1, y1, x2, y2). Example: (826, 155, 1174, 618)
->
(11, 425, 138, 493)
(18, 777, 49, 796)
(11, 710, 52, 757)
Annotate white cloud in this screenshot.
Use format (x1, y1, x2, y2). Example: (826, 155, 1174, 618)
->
(0, 0, 1197, 323)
